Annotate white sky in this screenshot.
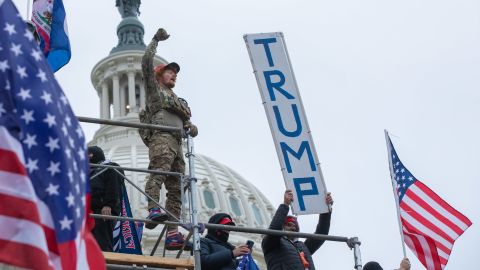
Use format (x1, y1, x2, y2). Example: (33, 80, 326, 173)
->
(13, 0, 479, 269)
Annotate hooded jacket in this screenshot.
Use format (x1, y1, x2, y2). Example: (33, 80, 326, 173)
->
(88, 146, 123, 215)
(200, 213, 239, 270)
(262, 204, 331, 270)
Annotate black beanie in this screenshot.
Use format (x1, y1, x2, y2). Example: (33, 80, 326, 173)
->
(364, 261, 383, 270)
(88, 146, 105, 164)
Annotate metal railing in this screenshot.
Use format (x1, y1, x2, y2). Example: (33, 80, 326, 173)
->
(80, 116, 363, 270)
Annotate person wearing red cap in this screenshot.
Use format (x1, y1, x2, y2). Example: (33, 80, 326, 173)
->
(262, 190, 334, 270)
(140, 28, 198, 250)
(200, 213, 251, 270)
(363, 258, 411, 270)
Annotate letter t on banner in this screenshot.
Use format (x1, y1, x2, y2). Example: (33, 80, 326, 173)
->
(244, 32, 329, 215)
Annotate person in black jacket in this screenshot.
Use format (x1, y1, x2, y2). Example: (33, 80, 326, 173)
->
(364, 258, 411, 270)
(200, 213, 251, 270)
(262, 190, 333, 270)
(88, 146, 124, 252)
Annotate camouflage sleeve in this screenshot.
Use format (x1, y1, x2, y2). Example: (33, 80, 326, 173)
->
(142, 38, 159, 99)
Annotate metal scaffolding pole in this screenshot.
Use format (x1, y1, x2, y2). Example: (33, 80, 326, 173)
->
(107, 167, 181, 222)
(185, 135, 201, 269)
(348, 237, 363, 270)
(91, 214, 353, 243)
(78, 116, 181, 133)
(90, 163, 182, 177)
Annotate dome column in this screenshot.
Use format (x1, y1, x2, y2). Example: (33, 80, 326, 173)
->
(101, 82, 110, 119)
(139, 81, 145, 109)
(127, 71, 137, 114)
(112, 74, 121, 117)
(120, 84, 126, 116)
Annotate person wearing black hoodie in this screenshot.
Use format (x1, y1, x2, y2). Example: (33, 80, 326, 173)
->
(262, 190, 333, 270)
(88, 146, 124, 252)
(364, 258, 411, 270)
(200, 213, 251, 270)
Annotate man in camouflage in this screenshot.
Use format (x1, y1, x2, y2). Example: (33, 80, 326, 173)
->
(140, 28, 198, 250)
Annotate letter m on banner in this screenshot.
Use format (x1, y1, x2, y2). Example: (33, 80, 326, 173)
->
(244, 32, 329, 215)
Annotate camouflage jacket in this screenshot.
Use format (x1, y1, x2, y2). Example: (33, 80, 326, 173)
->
(141, 38, 192, 123)
(139, 38, 194, 145)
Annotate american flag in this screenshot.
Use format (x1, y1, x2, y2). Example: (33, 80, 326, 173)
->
(0, 0, 104, 269)
(386, 134, 472, 270)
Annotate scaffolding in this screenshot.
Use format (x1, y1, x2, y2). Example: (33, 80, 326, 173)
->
(80, 116, 363, 270)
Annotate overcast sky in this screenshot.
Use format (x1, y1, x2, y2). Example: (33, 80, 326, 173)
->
(13, 0, 479, 269)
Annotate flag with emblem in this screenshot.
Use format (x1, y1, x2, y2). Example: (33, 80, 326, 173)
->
(385, 132, 472, 270)
(113, 182, 143, 255)
(0, 0, 104, 269)
(31, 0, 71, 72)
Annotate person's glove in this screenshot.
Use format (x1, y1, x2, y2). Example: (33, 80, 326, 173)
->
(154, 28, 169, 41)
(184, 122, 198, 137)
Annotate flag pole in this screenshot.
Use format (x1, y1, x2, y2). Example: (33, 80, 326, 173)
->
(384, 130, 407, 258)
(26, 0, 31, 20)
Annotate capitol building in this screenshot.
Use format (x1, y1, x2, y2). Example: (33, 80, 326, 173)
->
(87, 1, 275, 267)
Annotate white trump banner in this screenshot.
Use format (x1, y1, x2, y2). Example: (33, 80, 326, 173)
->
(244, 32, 329, 215)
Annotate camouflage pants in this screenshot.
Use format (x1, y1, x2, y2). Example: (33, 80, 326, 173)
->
(145, 132, 185, 226)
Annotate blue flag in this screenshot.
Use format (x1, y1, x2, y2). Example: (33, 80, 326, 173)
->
(237, 254, 260, 270)
(113, 183, 143, 254)
(31, 0, 71, 72)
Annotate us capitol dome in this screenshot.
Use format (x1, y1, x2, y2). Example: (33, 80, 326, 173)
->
(87, 1, 275, 266)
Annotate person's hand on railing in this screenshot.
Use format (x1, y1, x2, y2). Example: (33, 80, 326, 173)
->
(184, 121, 198, 137)
(101, 206, 112, 218)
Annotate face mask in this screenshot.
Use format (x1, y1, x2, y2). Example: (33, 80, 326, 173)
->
(216, 230, 229, 242)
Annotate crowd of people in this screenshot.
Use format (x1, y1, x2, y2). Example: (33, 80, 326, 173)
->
(88, 155, 410, 270)
(87, 28, 412, 270)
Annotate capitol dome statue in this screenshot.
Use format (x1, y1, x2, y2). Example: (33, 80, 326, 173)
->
(88, 1, 275, 266)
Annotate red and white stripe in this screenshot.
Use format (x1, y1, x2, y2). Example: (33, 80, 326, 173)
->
(0, 126, 104, 269)
(0, 126, 57, 269)
(399, 180, 472, 270)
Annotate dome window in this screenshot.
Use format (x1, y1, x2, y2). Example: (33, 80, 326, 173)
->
(229, 196, 242, 216)
(203, 189, 216, 209)
(252, 204, 264, 225)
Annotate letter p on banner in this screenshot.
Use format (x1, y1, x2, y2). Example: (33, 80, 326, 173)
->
(244, 32, 329, 215)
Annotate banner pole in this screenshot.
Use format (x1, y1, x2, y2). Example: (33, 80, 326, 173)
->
(384, 130, 407, 257)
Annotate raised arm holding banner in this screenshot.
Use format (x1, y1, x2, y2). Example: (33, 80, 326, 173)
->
(244, 32, 328, 215)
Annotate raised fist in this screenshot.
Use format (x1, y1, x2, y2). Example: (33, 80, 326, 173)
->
(154, 28, 169, 41)
(284, 190, 294, 205)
